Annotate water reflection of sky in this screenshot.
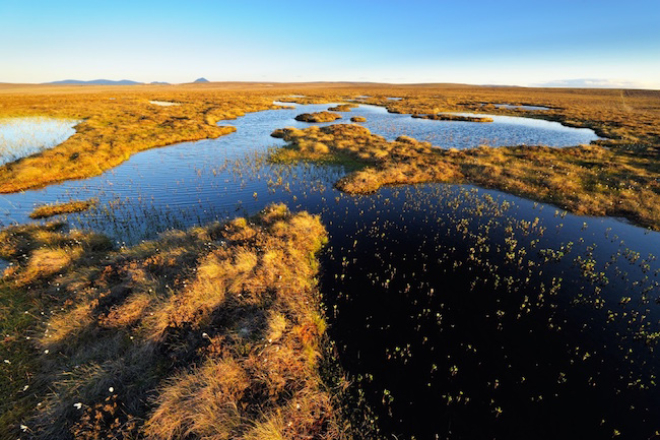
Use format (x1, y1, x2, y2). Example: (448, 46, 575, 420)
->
(0, 117, 79, 165)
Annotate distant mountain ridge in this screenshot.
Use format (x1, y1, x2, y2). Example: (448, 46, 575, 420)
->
(193, 77, 210, 83)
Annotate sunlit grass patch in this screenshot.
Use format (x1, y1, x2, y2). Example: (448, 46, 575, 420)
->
(0, 204, 352, 439)
(412, 113, 494, 123)
(295, 111, 342, 122)
(29, 199, 97, 219)
(271, 123, 660, 230)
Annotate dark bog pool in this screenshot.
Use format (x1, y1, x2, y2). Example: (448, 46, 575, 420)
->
(320, 186, 660, 439)
(1, 103, 656, 438)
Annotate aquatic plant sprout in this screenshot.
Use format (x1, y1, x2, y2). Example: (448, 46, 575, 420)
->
(0, 117, 80, 166)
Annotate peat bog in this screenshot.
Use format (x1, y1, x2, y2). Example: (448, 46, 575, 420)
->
(1, 85, 659, 439)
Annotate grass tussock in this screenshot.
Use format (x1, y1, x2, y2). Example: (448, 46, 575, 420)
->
(271, 124, 660, 230)
(294, 111, 343, 123)
(29, 199, 97, 219)
(327, 104, 357, 112)
(411, 113, 493, 123)
(0, 204, 352, 439)
(350, 116, 367, 122)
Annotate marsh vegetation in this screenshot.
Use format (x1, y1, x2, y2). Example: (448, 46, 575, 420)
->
(411, 113, 494, 123)
(295, 111, 343, 123)
(29, 199, 97, 219)
(1, 82, 659, 439)
(0, 205, 349, 439)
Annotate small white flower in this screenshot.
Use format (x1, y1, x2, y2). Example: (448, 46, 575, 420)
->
(109, 387, 114, 393)
(21, 424, 29, 432)
(74, 402, 83, 410)
(202, 332, 209, 339)
(23, 385, 29, 391)
(3, 359, 10, 364)
(43, 350, 49, 354)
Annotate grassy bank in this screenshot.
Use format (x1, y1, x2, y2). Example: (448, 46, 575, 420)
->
(0, 204, 351, 439)
(0, 87, 286, 193)
(1, 82, 658, 196)
(270, 124, 660, 230)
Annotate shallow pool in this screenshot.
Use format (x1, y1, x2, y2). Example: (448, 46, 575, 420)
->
(0, 117, 80, 166)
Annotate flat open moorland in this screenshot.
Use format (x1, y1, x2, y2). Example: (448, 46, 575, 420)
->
(1, 81, 660, 439)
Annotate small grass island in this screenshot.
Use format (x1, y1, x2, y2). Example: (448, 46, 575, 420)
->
(412, 114, 494, 123)
(294, 111, 343, 122)
(328, 104, 358, 112)
(29, 199, 97, 219)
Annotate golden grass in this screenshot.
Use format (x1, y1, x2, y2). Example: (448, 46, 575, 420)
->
(0, 204, 351, 439)
(271, 124, 660, 230)
(29, 199, 97, 219)
(0, 81, 658, 227)
(0, 87, 286, 193)
(295, 111, 343, 122)
(328, 104, 357, 112)
(0, 81, 658, 198)
(411, 113, 493, 122)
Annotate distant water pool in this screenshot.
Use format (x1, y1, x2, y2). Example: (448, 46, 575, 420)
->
(0, 117, 79, 165)
(493, 103, 551, 111)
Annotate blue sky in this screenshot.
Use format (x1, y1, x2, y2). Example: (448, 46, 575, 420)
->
(1, 0, 659, 88)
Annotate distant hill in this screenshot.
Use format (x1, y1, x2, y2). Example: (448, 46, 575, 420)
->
(45, 79, 144, 85)
(150, 81, 170, 85)
(193, 77, 210, 83)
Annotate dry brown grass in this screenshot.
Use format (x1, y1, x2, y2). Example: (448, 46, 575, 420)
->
(328, 104, 357, 112)
(0, 204, 350, 439)
(29, 199, 97, 219)
(271, 124, 660, 230)
(1, 81, 658, 197)
(295, 111, 343, 123)
(0, 86, 289, 193)
(411, 113, 493, 123)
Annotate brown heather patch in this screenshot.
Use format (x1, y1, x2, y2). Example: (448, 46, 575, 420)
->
(0, 204, 352, 440)
(271, 124, 660, 230)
